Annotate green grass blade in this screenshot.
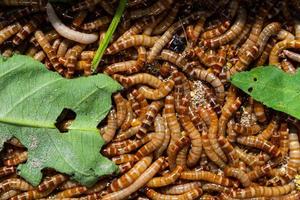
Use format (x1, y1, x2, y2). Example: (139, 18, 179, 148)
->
(91, 0, 127, 71)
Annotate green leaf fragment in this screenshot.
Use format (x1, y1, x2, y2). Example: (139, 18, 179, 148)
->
(91, 0, 127, 71)
(231, 66, 300, 120)
(0, 54, 122, 187)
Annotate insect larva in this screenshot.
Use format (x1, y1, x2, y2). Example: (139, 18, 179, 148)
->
(188, 107, 206, 132)
(146, 165, 183, 188)
(113, 73, 163, 88)
(0, 189, 20, 200)
(160, 182, 201, 195)
(84, 179, 110, 195)
(103, 139, 145, 156)
(37, 174, 68, 192)
(115, 126, 140, 142)
(177, 99, 202, 167)
(118, 161, 135, 174)
(104, 60, 137, 75)
(224, 167, 252, 187)
(136, 100, 163, 139)
(235, 146, 261, 168)
(129, 0, 173, 19)
(255, 22, 282, 58)
(148, 11, 208, 62)
(269, 40, 300, 67)
(202, 183, 230, 194)
(136, 114, 165, 158)
(33, 50, 46, 61)
(143, 12, 167, 36)
(202, 20, 231, 40)
(230, 182, 295, 198)
(233, 123, 261, 136)
(47, 3, 98, 44)
(257, 118, 278, 140)
(102, 157, 164, 200)
(247, 163, 274, 181)
(98, 0, 114, 15)
(57, 39, 73, 57)
(58, 180, 81, 191)
(180, 170, 236, 187)
(71, 10, 88, 28)
(218, 97, 242, 137)
(154, 112, 171, 159)
(281, 59, 296, 74)
(3, 151, 28, 166)
(101, 109, 117, 144)
(203, 8, 247, 48)
(112, 154, 137, 165)
(0, 23, 22, 45)
(106, 35, 159, 55)
(283, 50, 300, 63)
(53, 186, 87, 198)
(0, 178, 34, 194)
(168, 136, 190, 170)
(10, 189, 52, 200)
(81, 16, 112, 31)
(226, 119, 237, 143)
(145, 188, 202, 200)
(120, 100, 134, 131)
(64, 44, 86, 77)
(232, 19, 253, 49)
(278, 123, 289, 157)
(285, 133, 300, 180)
(138, 79, 175, 100)
(34, 30, 63, 74)
(201, 122, 226, 168)
(253, 101, 267, 123)
(271, 192, 300, 200)
(0, 166, 16, 178)
(237, 136, 282, 158)
(176, 145, 188, 170)
(113, 93, 127, 128)
(131, 89, 148, 119)
(218, 136, 239, 166)
(152, 4, 179, 35)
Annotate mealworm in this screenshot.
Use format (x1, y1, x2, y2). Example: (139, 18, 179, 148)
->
(0, 0, 45, 7)
(230, 182, 295, 198)
(218, 136, 239, 166)
(224, 167, 252, 187)
(257, 118, 278, 140)
(283, 49, 300, 63)
(253, 101, 267, 123)
(10, 189, 51, 200)
(0, 166, 16, 178)
(279, 123, 289, 157)
(118, 161, 135, 174)
(120, 100, 134, 131)
(4, 151, 28, 166)
(281, 59, 296, 74)
(72, 10, 88, 28)
(177, 98, 202, 167)
(58, 180, 81, 190)
(131, 89, 148, 119)
(103, 139, 145, 156)
(136, 100, 163, 139)
(233, 123, 261, 136)
(232, 18, 253, 48)
(47, 3, 98, 44)
(180, 170, 236, 187)
(285, 133, 300, 180)
(168, 135, 190, 170)
(136, 114, 165, 158)
(235, 146, 261, 167)
(202, 183, 230, 194)
(113, 73, 163, 88)
(247, 163, 274, 181)
(148, 11, 208, 62)
(0, 23, 21, 45)
(138, 79, 175, 100)
(203, 8, 247, 48)
(53, 186, 87, 198)
(81, 16, 112, 31)
(12, 15, 43, 46)
(129, 0, 173, 19)
(146, 165, 183, 188)
(237, 136, 282, 158)
(0, 178, 34, 193)
(37, 174, 68, 192)
(113, 93, 127, 128)
(71, 0, 100, 11)
(104, 61, 137, 75)
(269, 40, 300, 67)
(154, 112, 171, 159)
(0, 190, 20, 200)
(202, 20, 231, 40)
(115, 126, 140, 142)
(64, 44, 86, 77)
(112, 154, 137, 165)
(145, 187, 202, 200)
(256, 22, 282, 58)
(106, 35, 159, 55)
(102, 157, 164, 200)
(57, 39, 73, 57)
(271, 191, 300, 200)
(101, 109, 117, 144)
(34, 30, 64, 74)
(160, 182, 201, 195)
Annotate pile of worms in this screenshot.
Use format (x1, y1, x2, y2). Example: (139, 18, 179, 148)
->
(2, 0, 300, 199)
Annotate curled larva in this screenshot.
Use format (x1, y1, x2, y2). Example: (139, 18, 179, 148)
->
(46, 3, 98, 44)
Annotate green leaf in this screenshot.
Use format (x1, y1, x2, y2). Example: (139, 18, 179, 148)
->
(231, 66, 300, 119)
(0, 54, 122, 187)
(91, 0, 127, 71)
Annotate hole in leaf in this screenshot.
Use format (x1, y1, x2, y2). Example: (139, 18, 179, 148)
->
(55, 108, 76, 133)
(248, 87, 253, 93)
(253, 77, 257, 82)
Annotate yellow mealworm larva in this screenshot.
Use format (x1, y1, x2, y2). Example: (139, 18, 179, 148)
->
(0, 23, 22, 45)
(145, 187, 202, 200)
(113, 93, 127, 128)
(101, 109, 117, 144)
